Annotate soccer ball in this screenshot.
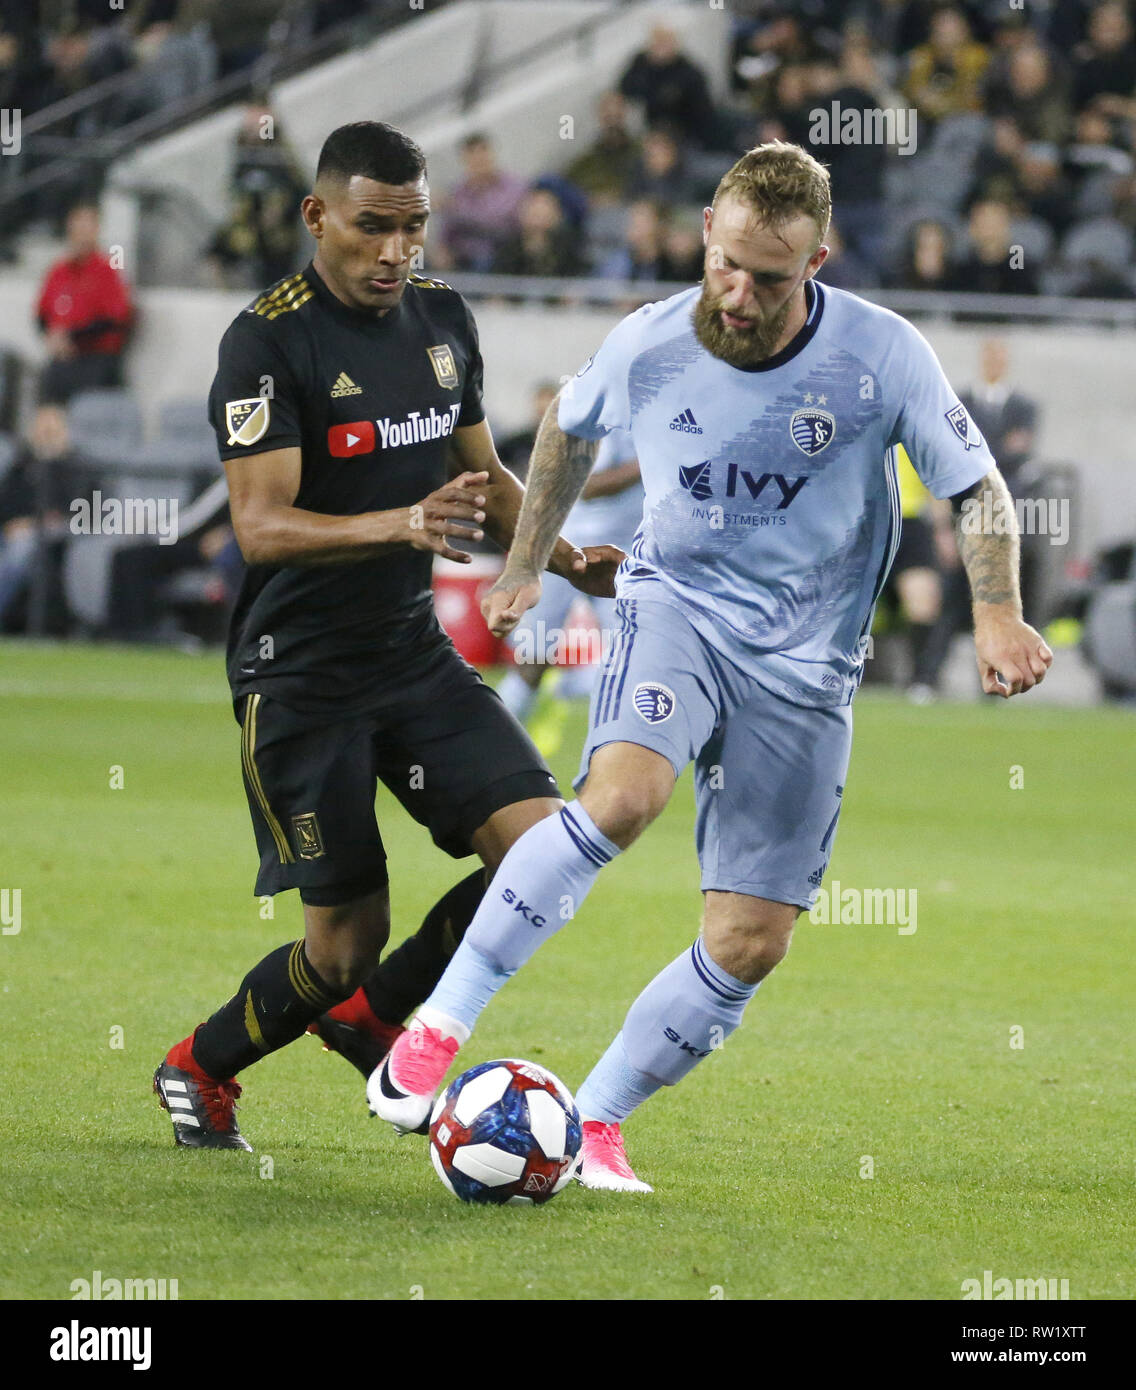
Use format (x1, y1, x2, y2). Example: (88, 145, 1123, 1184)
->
(429, 1059, 582, 1205)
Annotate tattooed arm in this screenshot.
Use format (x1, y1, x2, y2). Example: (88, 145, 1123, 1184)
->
(482, 393, 623, 637)
(953, 468, 1052, 697)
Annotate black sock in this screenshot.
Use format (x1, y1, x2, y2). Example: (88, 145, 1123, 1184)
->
(909, 621, 937, 686)
(361, 868, 486, 1025)
(192, 940, 345, 1079)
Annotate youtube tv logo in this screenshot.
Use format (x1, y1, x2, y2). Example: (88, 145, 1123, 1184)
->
(328, 421, 375, 457)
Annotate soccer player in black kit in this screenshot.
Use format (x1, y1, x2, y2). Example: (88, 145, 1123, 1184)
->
(153, 122, 622, 1149)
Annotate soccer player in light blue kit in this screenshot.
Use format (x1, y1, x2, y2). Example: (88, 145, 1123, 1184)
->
(370, 143, 1053, 1189)
(497, 426, 642, 725)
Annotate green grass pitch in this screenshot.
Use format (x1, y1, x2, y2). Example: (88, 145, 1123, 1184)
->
(1, 640, 1131, 1301)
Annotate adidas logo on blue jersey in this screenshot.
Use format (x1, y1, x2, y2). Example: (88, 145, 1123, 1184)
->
(669, 408, 702, 434)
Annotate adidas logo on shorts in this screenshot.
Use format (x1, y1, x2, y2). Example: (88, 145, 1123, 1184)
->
(669, 408, 702, 434)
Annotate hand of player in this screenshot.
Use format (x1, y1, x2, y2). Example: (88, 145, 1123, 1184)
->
(481, 567, 542, 638)
(973, 610, 1053, 698)
(565, 544, 627, 598)
(406, 471, 488, 564)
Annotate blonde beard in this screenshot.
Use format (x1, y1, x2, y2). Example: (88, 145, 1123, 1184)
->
(691, 282, 793, 368)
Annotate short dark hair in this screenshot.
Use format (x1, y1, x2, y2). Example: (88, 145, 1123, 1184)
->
(316, 121, 426, 188)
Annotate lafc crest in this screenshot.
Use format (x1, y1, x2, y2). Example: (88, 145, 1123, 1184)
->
(427, 344, 458, 389)
(291, 812, 325, 860)
(226, 398, 270, 446)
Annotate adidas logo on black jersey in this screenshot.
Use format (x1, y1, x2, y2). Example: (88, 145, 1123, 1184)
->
(670, 408, 702, 434)
(331, 372, 363, 398)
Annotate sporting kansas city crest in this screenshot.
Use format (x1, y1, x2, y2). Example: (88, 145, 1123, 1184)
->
(225, 397, 270, 447)
(790, 407, 836, 456)
(633, 682, 676, 724)
(945, 402, 980, 449)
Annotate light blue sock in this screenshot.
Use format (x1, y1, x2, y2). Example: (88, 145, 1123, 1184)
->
(574, 1033, 660, 1123)
(576, 937, 758, 1123)
(425, 802, 619, 1032)
(497, 670, 539, 723)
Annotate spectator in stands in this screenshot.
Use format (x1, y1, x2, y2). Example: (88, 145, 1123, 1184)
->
(206, 100, 307, 288)
(491, 187, 587, 278)
(199, 0, 280, 78)
(731, 7, 820, 111)
(438, 133, 526, 272)
(565, 91, 642, 206)
(1016, 142, 1076, 239)
(619, 23, 720, 150)
(815, 220, 875, 290)
(903, 6, 991, 123)
(757, 58, 810, 142)
(1071, 1, 1136, 112)
(0, 406, 87, 633)
(804, 47, 890, 272)
(985, 40, 1070, 146)
(968, 114, 1029, 207)
(120, 7, 217, 121)
(626, 125, 706, 207)
(658, 210, 704, 282)
(952, 198, 1040, 294)
(1065, 106, 1133, 217)
(891, 218, 956, 291)
(0, 14, 49, 115)
(597, 199, 667, 281)
(42, 19, 132, 115)
(36, 202, 134, 405)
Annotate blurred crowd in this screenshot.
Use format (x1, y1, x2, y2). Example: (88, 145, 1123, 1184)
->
(406, 4, 1136, 299)
(2, 1, 1131, 674)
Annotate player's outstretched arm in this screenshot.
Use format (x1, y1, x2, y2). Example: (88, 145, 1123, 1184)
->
(953, 468, 1053, 698)
(452, 411, 625, 636)
(225, 446, 488, 566)
(447, 418, 587, 580)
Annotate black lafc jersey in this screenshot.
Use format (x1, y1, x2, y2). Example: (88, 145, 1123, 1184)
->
(208, 262, 485, 716)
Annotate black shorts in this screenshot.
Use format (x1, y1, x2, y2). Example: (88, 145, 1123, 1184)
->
(237, 646, 560, 906)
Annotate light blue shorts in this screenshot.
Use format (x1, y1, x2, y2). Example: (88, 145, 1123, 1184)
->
(574, 597, 853, 909)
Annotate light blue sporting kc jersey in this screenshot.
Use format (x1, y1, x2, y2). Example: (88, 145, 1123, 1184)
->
(565, 425, 643, 549)
(557, 280, 993, 706)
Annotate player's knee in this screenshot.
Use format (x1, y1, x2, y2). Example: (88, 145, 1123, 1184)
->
(307, 931, 389, 996)
(583, 782, 664, 848)
(304, 894, 391, 995)
(704, 906, 798, 984)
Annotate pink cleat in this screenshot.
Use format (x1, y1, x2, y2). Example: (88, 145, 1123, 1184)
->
(366, 1016, 462, 1134)
(577, 1120, 653, 1193)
